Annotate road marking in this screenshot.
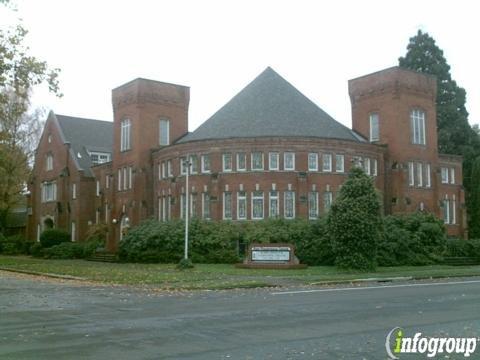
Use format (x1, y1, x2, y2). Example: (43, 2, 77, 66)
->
(271, 279, 480, 296)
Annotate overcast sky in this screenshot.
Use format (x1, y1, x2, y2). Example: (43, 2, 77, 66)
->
(5, 0, 480, 130)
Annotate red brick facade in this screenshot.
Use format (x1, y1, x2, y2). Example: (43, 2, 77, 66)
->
(27, 67, 466, 251)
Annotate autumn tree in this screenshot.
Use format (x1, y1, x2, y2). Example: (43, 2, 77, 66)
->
(0, 1, 61, 233)
(399, 30, 480, 235)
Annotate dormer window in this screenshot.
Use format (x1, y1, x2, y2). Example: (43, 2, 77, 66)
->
(120, 118, 131, 151)
(90, 152, 111, 165)
(411, 109, 426, 145)
(369, 113, 379, 142)
(159, 119, 170, 146)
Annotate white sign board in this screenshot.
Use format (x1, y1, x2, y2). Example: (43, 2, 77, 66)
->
(251, 246, 291, 262)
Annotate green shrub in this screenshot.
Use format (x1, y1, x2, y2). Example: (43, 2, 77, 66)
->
(84, 224, 108, 244)
(445, 238, 480, 259)
(177, 258, 194, 270)
(0, 234, 32, 255)
(43, 242, 85, 259)
(327, 167, 382, 270)
(30, 242, 44, 257)
(40, 229, 70, 248)
(378, 212, 447, 266)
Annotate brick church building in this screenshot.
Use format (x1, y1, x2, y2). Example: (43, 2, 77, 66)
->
(27, 66, 466, 251)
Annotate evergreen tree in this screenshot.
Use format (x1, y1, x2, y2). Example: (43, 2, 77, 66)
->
(327, 167, 382, 270)
(468, 157, 480, 238)
(399, 30, 480, 236)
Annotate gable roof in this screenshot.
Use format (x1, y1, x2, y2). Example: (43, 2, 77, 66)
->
(177, 67, 364, 144)
(54, 113, 113, 176)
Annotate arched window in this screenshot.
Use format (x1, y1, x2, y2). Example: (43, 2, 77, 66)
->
(120, 118, 131, 151)
(410, 109, 426, 145)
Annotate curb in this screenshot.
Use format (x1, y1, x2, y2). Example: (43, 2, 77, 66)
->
(0, 267, 86, 281)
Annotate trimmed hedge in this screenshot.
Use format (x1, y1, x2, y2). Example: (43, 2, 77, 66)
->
(0, 234, 32, 255)
(445, 238, 480, 259)
(40, 229, 70, 248)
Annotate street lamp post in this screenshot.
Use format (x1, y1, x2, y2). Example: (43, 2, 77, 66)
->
(184, 158, 191, 260)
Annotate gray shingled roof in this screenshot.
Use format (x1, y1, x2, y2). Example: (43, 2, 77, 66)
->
(177, 67, 364, 144)
(55, 114, 113, 177)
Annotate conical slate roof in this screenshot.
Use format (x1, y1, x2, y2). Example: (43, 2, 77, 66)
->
(177, 67, 364, 144)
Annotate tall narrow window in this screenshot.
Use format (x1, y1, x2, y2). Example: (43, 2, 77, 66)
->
(450, 168, 455, 184)
(106, 174, 110, 189)
(123, 167, 128, 191)
(167, 160, 172, 177)
(372, 159, 378, 177)
(161, 162, 166, 179)
(202, 193, 211, 220)
(324, 191, 333, 211)
(120, 118, 131, 151)
(441, 167, 449, 184)
(190, 193, 197, 217)
(269, 152, 279, 171)
(180, 157, 187, 175)
(128, 166, 133, 189)
(190, 155, 198, 174)
(323, 154, 332, 172)
(71, 222, 76, 242)
(223, 153, 232, 172)
(46, 154, 53, 171)
(118, 169, 122, 191)
(425, 163, 431, 188)
(72, 183, 76, 199)
(452, 195, 456, 224)
(408, 162, 414, 186)
(158, 197, 162, 221)
(443, 195, 450, 224)
(308, 192, 318, 219)
(252, 191, 264, 220)
(237, 153, 246, 171)
(96, 180, 100, 196)
(336, 154, 345, 173)
(284, 152, 295, 171)
(308, 153, 318, 171)
(223, 192, 232, 220)
(251, 152, 264, 171)
(237, 191, 247, 220)
(162, 197, 167, 221)
(167, 195, 171, 220)
(369, 113, 379, 142)
(41, 181, 57, 202)
(180, 193, 186, 219)
(410, 109, 426, 145)
(201, 155, 211, 173)
(269, 191, 279, 218)
(284, 191, 295, 219)
(364, 158, 371, 176)
(159, 119, 170, 146)
(416, 163, 423, 187)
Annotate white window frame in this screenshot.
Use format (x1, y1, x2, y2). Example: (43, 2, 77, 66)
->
(128, 166, 133, 189)
(443, 195, 450, 224)
(308, 153, 318, 172)
(450, 168, 455, 184)
(284, 191, 295, 219)
(269, 152, 279, 171)
(335, 154, 344, 173)
(369, 113, 379, 142)
(123, 167, 128, 191)
(71, 221, 76, 242)
(167, 160, 172, 177)
(41, 181, 57, 202)
(161, 162, 166, 179)
(308, 191, 319, 220)
(90, 152, 111, 165)
(237, 153, 247, 171)
(269, 190, 279, 218)
(322, 154, 332, 172)
(251, 191, 264, 220)
(72, 183, 77, 199)
(251, 152, 264, 171)
(426, 163, 431, 188)
(237, 191, 247, 220)
(452, 195, 456, 224)
(411, 109, 426, 145)
(408, 162, 415, 186)
(324, 191, 333, 211)
(416, 162, 423, 187)
(96, 180, 100, 196)
(106, 175, 110, 189)
(364, 158, 371, 176)
(118, 169, 122, 191)
(120, 118, 131, 151)
(159, 119, 170, 146)
(372, 159, 378, 177)
(201, 155, 211, 173)
(441, 167, 449, 184)
(202, 193, 211, 220)
(284, 152, 295, 171)
(223, 192, 232, 220)
(180, 193, 186, 220)
(180, 157, 187, 175)
(189, 155, 198, 174)
(223, 153, 233, 172)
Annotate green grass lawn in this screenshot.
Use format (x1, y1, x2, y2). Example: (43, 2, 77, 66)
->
(1, 255, 480, 290)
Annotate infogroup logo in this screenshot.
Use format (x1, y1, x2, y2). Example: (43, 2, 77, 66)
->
(385, 327, 478, 359)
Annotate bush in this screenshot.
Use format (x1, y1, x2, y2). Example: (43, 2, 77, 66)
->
(378, 212, 447, 266)
(0, 234, 32, 255)
(327, 167, 382, 270)
(30, 242, 44, 257)
(177, 258, 194, 270)
(84, 224, 108, 244)
(43, 242, 85, 259)
(445, 238, 480, 259)
(40, 229, 70, 248)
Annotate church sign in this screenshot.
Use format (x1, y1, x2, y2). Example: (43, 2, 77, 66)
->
(236, 243, 307, 269)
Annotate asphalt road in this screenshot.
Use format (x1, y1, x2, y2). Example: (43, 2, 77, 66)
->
(1, 272, 480, 360)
